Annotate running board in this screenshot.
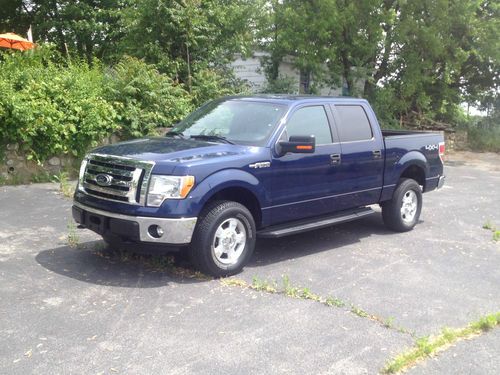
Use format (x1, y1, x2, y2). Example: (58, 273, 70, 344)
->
(257, 207, 375, 238)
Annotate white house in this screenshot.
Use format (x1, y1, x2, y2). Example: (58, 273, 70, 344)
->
(230, 51, 345, 96)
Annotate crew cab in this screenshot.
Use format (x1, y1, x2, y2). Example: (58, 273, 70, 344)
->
(72, 96, 445, 276)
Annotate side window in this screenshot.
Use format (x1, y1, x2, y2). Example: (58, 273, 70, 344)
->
(286, 106, 333, 144)
(335, 105, 373, 142)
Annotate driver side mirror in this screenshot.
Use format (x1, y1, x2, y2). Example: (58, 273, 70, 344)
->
(276, 135, 316, 157)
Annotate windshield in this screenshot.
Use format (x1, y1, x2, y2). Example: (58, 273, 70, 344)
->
(171, 99, 287, 146)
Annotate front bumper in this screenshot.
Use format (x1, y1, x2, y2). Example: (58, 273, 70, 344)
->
(72, 202, 197, 245)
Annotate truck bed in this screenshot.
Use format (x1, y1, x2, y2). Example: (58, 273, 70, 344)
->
(382, 129, 443, 138)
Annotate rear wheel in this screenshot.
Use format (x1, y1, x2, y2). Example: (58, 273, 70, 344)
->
(189, 200, 256, 277)
(382, 178, 422, 232)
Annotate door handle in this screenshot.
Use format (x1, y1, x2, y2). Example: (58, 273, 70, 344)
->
(372, 150, 382, 159)
(330, 153, 341, 165)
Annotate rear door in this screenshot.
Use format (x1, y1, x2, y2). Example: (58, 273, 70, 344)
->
(329, 103, 385, 210)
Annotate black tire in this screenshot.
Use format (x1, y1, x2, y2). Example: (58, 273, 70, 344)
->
(188, 200, 256, 277)
(382, 178, 422, 232)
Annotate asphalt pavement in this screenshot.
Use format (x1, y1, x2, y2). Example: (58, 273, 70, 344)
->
(1, 151, 499, 374)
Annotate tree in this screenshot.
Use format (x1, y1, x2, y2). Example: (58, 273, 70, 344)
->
(118, 0, 258, 86)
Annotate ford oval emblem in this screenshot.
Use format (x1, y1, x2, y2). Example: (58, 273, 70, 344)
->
(95, 173, 113, 187)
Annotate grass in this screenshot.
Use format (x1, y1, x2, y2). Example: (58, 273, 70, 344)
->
(482, 220, 500, 242)
(382, 311, 500, 374)
(251, 276, 278, 293)
(324, 296, 346, 308)
(67, 221, 79, 248)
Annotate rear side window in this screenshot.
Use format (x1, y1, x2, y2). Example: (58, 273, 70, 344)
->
(335, 105, 373, 142)
(286, 106, 333, 144)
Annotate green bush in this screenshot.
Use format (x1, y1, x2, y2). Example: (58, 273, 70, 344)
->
(467, 126, 500, 152)
(0, 47, 117, 162)
(0, 45, 251, 167)
(104, 56, 193, 139)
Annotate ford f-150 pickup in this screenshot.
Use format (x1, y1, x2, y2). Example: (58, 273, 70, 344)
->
(72, 96, 445, 276)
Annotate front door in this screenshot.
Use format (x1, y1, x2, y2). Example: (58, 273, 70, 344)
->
(266, 105, 342, 225)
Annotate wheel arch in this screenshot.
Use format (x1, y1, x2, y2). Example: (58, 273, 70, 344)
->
(194, 169, 265, 229)
(396, 151, 429, 190)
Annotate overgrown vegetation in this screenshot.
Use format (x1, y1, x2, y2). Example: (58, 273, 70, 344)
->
(0, 47, 117, 162)
(0, 47, 244, 163)
(382, 312, 500, 374)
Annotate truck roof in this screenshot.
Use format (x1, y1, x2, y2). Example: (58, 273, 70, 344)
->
(222, 95, 369, 106)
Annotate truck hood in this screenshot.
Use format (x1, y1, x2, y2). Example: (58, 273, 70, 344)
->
(90, 137, 257, 174)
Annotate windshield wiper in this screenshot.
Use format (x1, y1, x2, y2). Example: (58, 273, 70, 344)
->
(189, 134, 235, 144)
(165, 130, 185, 139)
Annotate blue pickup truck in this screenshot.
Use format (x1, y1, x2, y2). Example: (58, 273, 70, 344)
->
(73, 96, 445, 276)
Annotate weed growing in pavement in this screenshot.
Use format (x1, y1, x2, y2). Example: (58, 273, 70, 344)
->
(282, 275, 301, 297)
(482, 221, 500, 241)
(67, 221, 79, 248)
(220, 275, 415, 335)
(384, 317, 395, 329)
(324, 296, 346, 308)
(300, 287, 322, 302)
(351, 305, 371, 318)
(251, 276, 278, 293)
(482, 220, 494, 230)
(53, 171, 75, 198)
(382, 311, 500, 374)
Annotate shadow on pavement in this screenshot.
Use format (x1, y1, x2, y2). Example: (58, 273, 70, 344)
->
(35, 240, 206, 288)
(249, 213, 396, 267)
(36, 214, 405, 285)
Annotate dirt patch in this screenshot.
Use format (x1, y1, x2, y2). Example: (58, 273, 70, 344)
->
(446, 151, 500, 173)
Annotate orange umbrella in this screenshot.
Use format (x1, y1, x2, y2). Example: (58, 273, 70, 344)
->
(0, 32, 35, 51)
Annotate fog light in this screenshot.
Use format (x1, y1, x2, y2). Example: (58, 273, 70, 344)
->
(148, 225, 164, 238)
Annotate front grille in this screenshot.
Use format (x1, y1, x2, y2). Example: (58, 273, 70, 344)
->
(80, 154, 155, 205)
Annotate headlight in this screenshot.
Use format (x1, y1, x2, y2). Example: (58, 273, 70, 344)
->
(77, 157, 88, 191)
(147, 175, 195, 207)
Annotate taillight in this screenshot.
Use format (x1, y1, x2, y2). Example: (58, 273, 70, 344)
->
(438, 142, 445, 163)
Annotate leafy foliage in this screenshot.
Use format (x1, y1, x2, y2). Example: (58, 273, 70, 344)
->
(104, 56, 193, 139)
(0, 46, 117, 162)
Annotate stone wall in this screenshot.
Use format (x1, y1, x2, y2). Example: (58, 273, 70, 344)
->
(444, 130, 468, 151)
(0, 143, 79, 184)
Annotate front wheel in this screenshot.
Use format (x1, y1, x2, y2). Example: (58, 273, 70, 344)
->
(188, 200, 256, 277)
(382, 178, 422, 232)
